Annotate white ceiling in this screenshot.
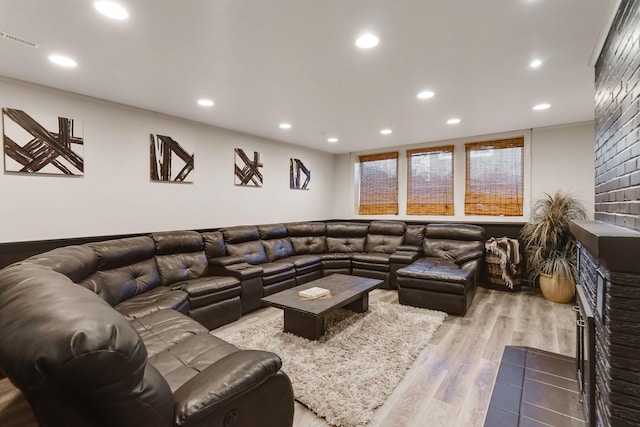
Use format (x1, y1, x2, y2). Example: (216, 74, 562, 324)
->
(0, 0, 616, 154)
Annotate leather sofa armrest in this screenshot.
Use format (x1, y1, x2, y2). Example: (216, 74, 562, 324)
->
(454, 249, 484, 266)
(209, 262, 263, 280)
(390, 251, 421, 264)
(396, 245, 421, 253)
(208, 256, 246, 267)
(173, 350, 282, 426)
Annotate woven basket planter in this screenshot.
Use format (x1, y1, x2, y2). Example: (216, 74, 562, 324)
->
(485, 253, 523, 291)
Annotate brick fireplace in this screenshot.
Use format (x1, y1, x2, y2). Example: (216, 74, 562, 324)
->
(571, 221, 640, 426)
(572, 0, 640, 425)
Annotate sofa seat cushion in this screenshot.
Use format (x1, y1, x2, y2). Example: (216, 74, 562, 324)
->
(130, 309, 208, 357)
(351, 253, 391, 272)
(397, 258, 472, 294)
(351, 253, 391, 264)
(115, 286, 189, 320)
(149, 333, 239, 392)
(260, 261, 296, 286)
(179, 276, 240, 297)
(261, 261, 294, 276)
(319, 252, 353, 261)
(351, 261, 390, 273)
(280, 255, 322, 276)
(320, 252, 355, 269)
(282, 254, 321, 268)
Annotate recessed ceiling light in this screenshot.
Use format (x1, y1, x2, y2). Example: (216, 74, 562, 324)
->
(447, 118, 461, 125)
(48, 55, 77, 68)
(417, 91, 434, 99)
(533, 103, 551, 110)
(197, 99, 214, 107)
(356, 34, 379, 49)
(530, 59, 542, 68)
(380, 129, 392, 135)
(327, 137, 338, 143)
(94, 1, 128, 20)
(279, 123, 292, 129)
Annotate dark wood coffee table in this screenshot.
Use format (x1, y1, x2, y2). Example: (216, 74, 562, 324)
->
(261, 274, 383, 340)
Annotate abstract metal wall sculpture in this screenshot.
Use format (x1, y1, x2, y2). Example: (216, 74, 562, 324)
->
(2, 107, 84, 176)
(234, 148, 263, 187)
(150, 134, 194, 183)
(290, 158, 310, 190)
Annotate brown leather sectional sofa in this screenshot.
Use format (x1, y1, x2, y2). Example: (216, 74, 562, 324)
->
(0, 220, 484, 427)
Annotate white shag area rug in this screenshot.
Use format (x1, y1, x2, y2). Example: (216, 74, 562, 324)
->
(221, 301, 447, 427)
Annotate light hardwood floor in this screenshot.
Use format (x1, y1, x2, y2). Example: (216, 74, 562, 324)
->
(0, 286, 576, 427)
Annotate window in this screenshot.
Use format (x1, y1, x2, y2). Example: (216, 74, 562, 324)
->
(358, 152, 398, 215)
(407, 145, 454, 215)
(465, 138, 524, 216)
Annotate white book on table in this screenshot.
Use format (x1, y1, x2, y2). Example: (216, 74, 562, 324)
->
(298, 286, 330, 299)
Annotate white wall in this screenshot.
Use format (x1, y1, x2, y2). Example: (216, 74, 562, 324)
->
(531, 123, 595, 219)
(334, 122, 595, 221)
(0, 78, 336, 243)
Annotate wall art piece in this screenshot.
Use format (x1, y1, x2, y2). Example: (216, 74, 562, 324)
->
(290, 158, 310, 190)
(2, 107, 84, 176)
(234, 148, 263, 187)
(150, 134, 194, 183)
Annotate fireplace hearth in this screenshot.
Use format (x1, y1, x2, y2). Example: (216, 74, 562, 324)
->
(571, 220, 640, 426)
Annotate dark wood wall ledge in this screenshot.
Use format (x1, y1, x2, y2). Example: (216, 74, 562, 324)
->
(570, 220, 640, 275)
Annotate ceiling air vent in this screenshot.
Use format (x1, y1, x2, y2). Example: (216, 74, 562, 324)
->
(0, 31, 40, 48)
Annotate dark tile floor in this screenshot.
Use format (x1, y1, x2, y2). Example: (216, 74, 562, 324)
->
(484, 346, 586, 427)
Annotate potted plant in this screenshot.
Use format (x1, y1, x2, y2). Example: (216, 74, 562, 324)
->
(519, 191, 587, 303)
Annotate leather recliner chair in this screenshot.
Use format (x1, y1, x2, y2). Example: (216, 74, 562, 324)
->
(0, 246, 295, 427)
(396, 224, 485, 315)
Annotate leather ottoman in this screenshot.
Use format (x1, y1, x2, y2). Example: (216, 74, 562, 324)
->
(396, 257, 474, 315)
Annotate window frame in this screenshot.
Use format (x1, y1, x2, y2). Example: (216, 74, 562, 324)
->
(464, 137, 525, 216)
(357, 151, 399, 215)
(406, 145, 454, 216)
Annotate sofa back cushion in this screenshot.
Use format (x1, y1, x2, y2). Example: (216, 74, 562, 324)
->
(81, 237, 161, 306)
(286, 222, 328, 254)
(221, 226, 270, 264)
(326, 237, 365, 253)
(202, 231, 226, 259)
(286, 222, 327, 237)
(423, 224, 485, 259)
(365, 221, 406, 253)
(258, 223, 288, 239)
(404, 224, 426, 247)
(326, 222, 368, 253)
(258, 224, 294, 261)
(290, 236, 327, 254)
(151, 231, 208, 286)
(221, 225, 261, 244)
(226, 241, 269, 265)
(326, 222, 369, 238)
(23, 245, 98, 283)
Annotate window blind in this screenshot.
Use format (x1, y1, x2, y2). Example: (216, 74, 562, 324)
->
(358, 152, 398, 215)
(465, 138, 524, 216)
(407, 145, 454, 215)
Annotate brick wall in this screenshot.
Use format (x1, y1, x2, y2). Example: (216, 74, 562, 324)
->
(594, 0, 640, 231)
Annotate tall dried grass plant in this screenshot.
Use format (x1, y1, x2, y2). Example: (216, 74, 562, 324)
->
(520, 191, 587, 282)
